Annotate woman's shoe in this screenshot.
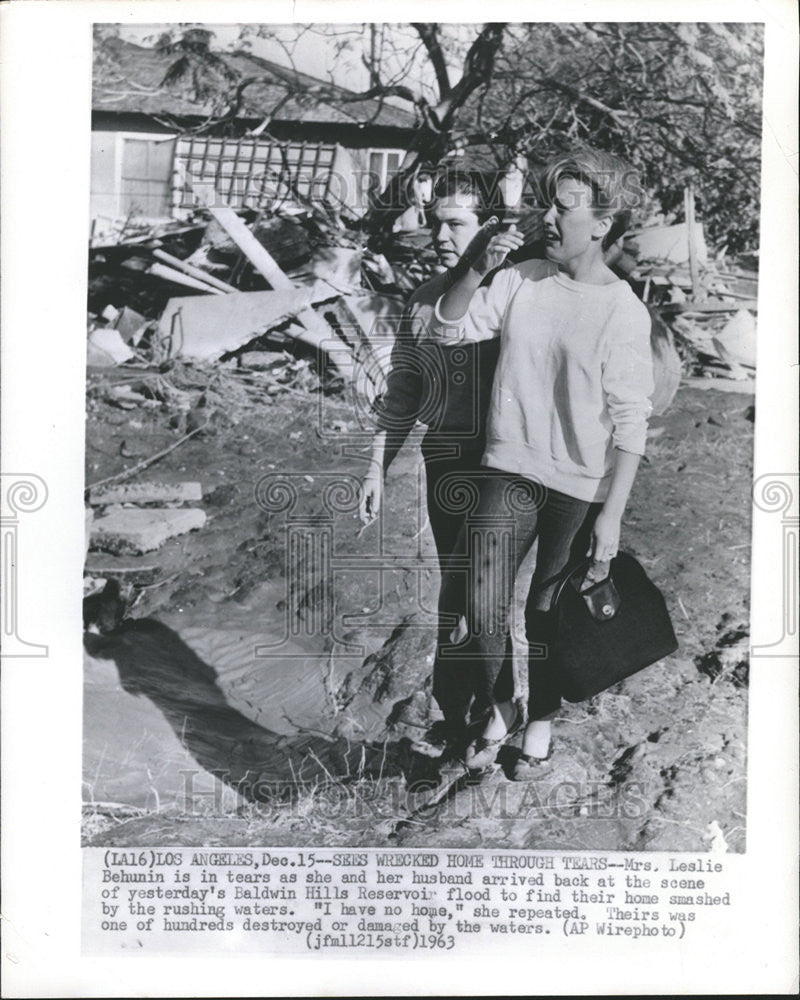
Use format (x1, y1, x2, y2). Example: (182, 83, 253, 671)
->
(464, 708, 523, 771)
(510, 745, 553, 782)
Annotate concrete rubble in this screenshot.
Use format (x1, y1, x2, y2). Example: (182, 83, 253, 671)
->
(87, 327, 135, 366)
(89, 481, 203, 506)
(90, 506, 207, 555)
(87, 479, 207, 557)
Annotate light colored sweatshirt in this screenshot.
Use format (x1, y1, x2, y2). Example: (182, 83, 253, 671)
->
(375, 259, 555, 440)
(431, 269, 654, 503)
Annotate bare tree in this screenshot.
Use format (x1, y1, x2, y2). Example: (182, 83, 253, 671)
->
(95, 21, 763, 252)
(474, 23, 763, 252)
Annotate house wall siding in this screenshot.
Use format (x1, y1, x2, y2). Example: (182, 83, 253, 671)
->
(90, 132, 120, 222)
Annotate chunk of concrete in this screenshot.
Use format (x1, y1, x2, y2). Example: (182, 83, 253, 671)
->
(158, 288, 310, 361)
(90, 507, 206, 555)
(712, 309, 756, 375)
(87, 327, 135, 366)
(89, 481, 203, 506)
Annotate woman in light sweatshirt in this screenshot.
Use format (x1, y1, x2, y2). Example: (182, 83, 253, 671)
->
(431, 148, 654, 779)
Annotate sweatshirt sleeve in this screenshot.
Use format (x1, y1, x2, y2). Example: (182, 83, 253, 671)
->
(602, 298, 655, 456)
(429, 266, 520, 343)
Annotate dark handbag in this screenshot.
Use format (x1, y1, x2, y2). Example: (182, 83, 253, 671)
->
(540, 551, 678, 703)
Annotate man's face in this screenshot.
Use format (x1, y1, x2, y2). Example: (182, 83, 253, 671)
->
(431, 193, 483, 268)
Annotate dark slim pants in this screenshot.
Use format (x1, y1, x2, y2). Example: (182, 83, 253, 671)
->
(441, 470, 601, 721)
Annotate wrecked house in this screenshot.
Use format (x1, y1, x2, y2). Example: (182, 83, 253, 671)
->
(90, 31, 418, 237)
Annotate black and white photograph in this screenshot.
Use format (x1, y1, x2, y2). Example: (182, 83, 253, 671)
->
(0, 1, 796, 995)
(81, 18, 761, 852)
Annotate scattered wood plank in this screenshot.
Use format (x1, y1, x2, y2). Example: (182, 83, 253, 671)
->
(121, 258, 223, 294)
(84, 564, 162, 586)
(707, 288, 756, 300)
(147, 261, 225, 294)
(682, 376, 755, 394)
(152, 249, 238, 293)
(660, 300, 758, 315)
(684, 184, 701, 301)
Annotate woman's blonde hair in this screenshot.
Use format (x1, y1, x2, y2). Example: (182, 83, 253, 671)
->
(541, 147, 643, 250)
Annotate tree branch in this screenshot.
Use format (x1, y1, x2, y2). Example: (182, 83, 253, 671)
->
(539, 77, 634, 129)
(411, 23, 452, 99)
(432, 22, 507, 131)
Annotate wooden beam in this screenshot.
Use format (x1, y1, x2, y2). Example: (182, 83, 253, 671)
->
(684, 184, 701, 301)
(121, 258, 223, 294)
(147, 262, 224, 294)
(659, 300, 757, 314)
(152, 248, 238, 293)
(199, 196, 355, 380)
(207, 204, 294, 290)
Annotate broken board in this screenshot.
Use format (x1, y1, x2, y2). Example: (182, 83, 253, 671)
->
(158, 288, 310, 361)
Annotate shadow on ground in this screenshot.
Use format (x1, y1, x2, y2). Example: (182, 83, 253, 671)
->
(84, 619, 412, 807)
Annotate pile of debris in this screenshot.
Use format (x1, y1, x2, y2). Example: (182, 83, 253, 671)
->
(87, 202, 424, 402)
(88, 184, 757, 426)
(623, 187, 757, 389)
(85, 200, 430, 582)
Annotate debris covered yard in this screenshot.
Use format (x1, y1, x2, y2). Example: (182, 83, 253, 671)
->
(83, 198, 755, 852)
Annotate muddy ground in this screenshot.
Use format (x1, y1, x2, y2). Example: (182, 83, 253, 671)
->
(83, 367, 752, 851)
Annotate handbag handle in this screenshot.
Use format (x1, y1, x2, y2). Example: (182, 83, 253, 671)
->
(549, 557, 594, 612)
(550, 556, 611, 611)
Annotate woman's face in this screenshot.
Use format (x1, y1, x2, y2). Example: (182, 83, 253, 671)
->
(431, 193, 483, 268)
(542, 176, 609, 270)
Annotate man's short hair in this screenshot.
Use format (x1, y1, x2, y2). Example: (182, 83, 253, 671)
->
(431, 169, 505, 225)
(541, 147, 643, 250)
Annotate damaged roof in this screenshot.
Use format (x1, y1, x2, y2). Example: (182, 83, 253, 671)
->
(93, 36, 419, 131)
